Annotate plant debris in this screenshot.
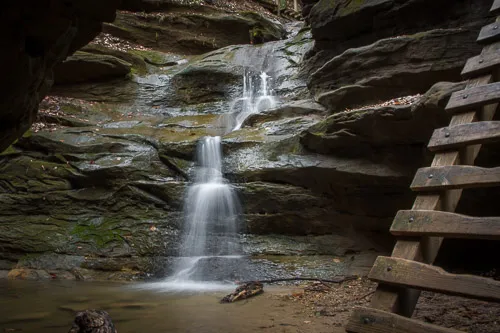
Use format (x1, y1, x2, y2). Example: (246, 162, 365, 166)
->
(90, 32, 151, 52)
(343, 94, 422, 113)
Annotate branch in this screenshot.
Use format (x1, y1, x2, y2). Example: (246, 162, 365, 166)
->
(239, 275, 358, 285)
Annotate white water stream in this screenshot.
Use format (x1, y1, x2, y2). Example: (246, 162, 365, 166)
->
(164, 71, 276, 291)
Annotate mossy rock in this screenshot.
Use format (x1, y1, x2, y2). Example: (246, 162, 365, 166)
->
(82, 44, 148, 75)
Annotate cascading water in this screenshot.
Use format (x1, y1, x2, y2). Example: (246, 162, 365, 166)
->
(217, 70, 277, 135)
(165, 70, 276, 290)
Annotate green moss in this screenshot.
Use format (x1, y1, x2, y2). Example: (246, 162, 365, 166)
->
(22, 129, 32, 138)
(410, 31, 431, 40)
(0, 145, 19, 156)
(70, 223, 125, 249)
(130, 49, 168, 65)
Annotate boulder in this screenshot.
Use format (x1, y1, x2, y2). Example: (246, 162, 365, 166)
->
(0, 0, 120, 153)
(69, 310, 117, 333)
(309, 29, 480, 110)
(54, 52, 132, 84)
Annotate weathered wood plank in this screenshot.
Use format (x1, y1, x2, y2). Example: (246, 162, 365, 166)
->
(391, 210, 500, 239)
(478, 21, 500, 44)
(369, 257, 500, 302)
(346, 307, 464, 333)
(446, 82, 500, 114)
(461, 51, 500, 79)
(411, 165, 500, 191)
(491, 0, 500, 15)
(369, 75, 496, 316)
(428, 121, 500, 151)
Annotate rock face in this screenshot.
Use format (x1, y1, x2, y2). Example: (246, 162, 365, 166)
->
(1, 0, 499, 280)
(0, 0, 121, 153)
(104, 10, 286, 55)
(303, 0, 493, 106)
(310, 29, 479, 110)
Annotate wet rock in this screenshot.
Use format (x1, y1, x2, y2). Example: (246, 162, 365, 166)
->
(310, 29, 479, 110)
(240, 234, 386, 256)
(243, 99, 326, 126)
(0, 0, 120, 152)
(69, 310, 117, 333)
(153, 29, 313, 108)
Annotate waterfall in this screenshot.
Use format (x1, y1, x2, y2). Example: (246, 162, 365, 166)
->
(180, 136, 241, 259)
(216, 70, 277, 134)
(165, 70, 276, 290)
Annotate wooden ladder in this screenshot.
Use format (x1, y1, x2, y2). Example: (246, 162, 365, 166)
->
(346, 2, 500, 333)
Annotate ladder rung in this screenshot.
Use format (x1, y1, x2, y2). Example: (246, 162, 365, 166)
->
(391, 210, 500, 240)
(446, 82, 500, 114)
(369, 256, 500, 303)
(491, 0, 500, 15)
(411, 165, 500, 191)
(478, 21, 500, 44)
(428, 121, 500, 151)
(346, 307, 464, 333)
(462, 50, 500, 79)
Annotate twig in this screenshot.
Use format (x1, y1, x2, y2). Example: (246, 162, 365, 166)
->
(357, 290, 375, 300)
(240, 276, 358, 285)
